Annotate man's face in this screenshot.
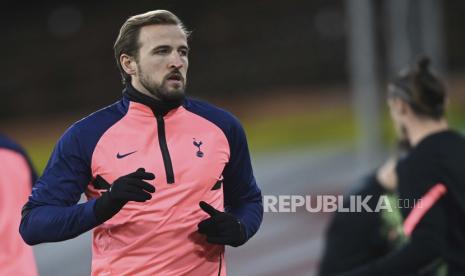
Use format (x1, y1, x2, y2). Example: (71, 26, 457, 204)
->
(133, 24, 189, 101)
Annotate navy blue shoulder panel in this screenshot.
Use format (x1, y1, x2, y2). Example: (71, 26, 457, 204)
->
(0, 133, 37, 184)
(71, 97, 130, 165)
(0, 133, 27, 154)
(184, 97, 240, 142)
(19, 98, 130, 245)
(31, 97, 129, 206)
(184, 98, 263, 241)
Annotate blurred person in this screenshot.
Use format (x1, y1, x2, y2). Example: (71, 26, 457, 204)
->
(0, 134, 38, 276)
(19, 10, 263, 276)
(338, 57, 465, 275)
(318, 172, 400, 275)
(318, 141, 412, 276)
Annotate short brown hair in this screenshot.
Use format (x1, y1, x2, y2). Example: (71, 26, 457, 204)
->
(114, 10, 189, 84)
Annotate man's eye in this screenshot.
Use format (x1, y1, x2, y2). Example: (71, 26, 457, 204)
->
(179, 49, 188, 57)
(155, 48, 170, 55)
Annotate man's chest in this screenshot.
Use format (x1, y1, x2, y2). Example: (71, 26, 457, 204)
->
(90, 125, 229, 190)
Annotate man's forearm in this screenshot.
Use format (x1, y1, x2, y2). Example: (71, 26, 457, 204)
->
(19, 199, 99, 245)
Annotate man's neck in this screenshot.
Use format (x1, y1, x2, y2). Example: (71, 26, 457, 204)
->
(408, 118, 448, 146)
(131, 80, 161, 101)
(124, 82, 184, 117)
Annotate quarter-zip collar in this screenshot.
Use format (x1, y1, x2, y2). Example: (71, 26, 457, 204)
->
(123, 83, 178, 184)
(123, 83, 184, 117)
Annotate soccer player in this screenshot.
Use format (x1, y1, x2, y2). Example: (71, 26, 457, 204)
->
(339, 58, 465, 275)
(19, 10, 263, 275)
(0, 134, 38, 276)
(319, 141, 440, 276)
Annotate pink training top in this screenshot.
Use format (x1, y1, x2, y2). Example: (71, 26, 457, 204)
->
(0, 148, 38, 276)
(20, 90, 263, 275)
(87, 103, 229, 275)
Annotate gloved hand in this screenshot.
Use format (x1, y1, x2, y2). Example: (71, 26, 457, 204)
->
(197, 201, 246, 247)
(94, 168, 155, 223)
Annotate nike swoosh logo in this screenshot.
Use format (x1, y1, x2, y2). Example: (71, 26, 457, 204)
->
(116, 151, 137, 159)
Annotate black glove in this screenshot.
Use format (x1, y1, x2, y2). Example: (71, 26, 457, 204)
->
(94, 168, 155, 223)
(197, 201, 246, 247)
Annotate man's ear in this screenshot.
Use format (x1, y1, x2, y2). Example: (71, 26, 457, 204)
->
(120, 54, 137, 76)
(399, 99, 412, 116)
(389, 98, 402, 114)
(390, 98, 409, 116)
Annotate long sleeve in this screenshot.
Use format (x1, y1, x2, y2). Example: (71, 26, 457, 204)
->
(337, 200, 446, 276)
(19, 127, 99, 245)
(223, 117, 263, 242)
(337, 151, 448, 276)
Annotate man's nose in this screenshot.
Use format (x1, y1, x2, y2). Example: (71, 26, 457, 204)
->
(169, 52, 184, 69)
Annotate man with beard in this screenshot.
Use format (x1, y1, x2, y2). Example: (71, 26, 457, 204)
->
(19, 10, 263, 276)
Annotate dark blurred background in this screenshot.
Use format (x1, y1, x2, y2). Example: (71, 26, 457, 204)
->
(2, 0, 464, 119)
(1, 1, 465, 275)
